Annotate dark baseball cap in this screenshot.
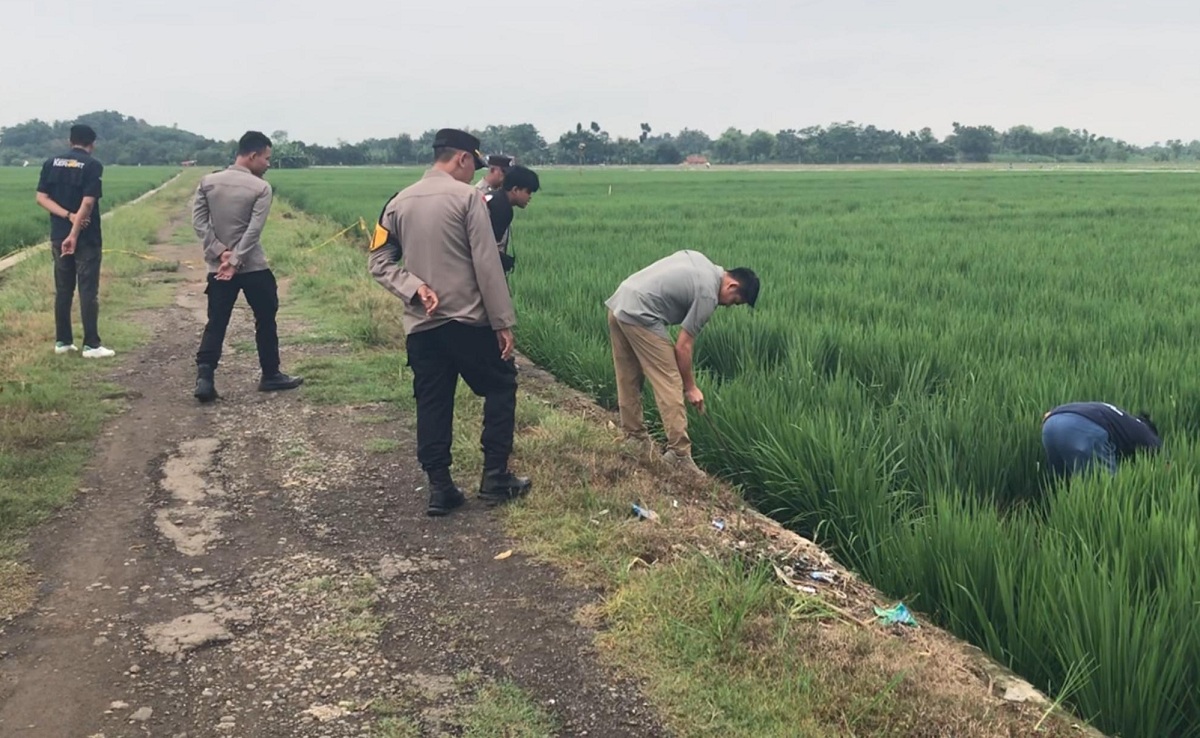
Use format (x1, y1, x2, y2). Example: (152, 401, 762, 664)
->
(433, 128, 486, 170)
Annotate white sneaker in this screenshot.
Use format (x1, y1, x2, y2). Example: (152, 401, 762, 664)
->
(54, 342, 78, 355)
(82, 345, 116, 359)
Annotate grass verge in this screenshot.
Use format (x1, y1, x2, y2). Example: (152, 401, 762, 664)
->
(0, 171, 203, 617)
(257, 196, 1097, 737)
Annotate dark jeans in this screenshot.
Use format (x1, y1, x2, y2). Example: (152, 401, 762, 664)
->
(406, 321, 518, 477)
(1042, 413, 1117, 478)
(195, 269, 280, 375)
(52, 237, 102, 347)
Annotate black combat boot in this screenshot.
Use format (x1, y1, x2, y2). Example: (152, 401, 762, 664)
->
(426, 469, 466, 517)
(477, 467, 531, 507)
(194, 364, 218, 403)
(259, 371, 304, 392)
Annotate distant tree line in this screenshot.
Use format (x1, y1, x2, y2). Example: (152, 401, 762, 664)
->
(3, 110, 1199, 168)
(0, 111, 232, 167)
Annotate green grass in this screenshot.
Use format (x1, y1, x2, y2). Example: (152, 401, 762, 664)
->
(373, 716, 421, 738)
(0, 166, 179, 256)
(268, 166, 1200, 737)
(459, 681, 560, 738)
(365, 438, 401, 453)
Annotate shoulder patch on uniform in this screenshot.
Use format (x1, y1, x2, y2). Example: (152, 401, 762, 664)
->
(369, 223, 391, 251)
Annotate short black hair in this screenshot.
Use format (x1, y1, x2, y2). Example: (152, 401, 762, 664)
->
(238, 130, 272, 156)
(70, 124, 97, 147)
(502, 165, 540, 193)
(728, 267, 760, 308)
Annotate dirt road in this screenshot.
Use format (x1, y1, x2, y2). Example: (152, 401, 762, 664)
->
(0, 211, 665, 737)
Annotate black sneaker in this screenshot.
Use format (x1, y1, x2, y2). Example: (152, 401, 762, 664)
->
(427, 483, 466, 517)
(477, 469, 531, 507)
(259, 372, 304, 392)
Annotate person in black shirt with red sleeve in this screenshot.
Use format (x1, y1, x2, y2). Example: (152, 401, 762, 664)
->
(35, 124, 115, 359)
(483, 165, 540, 275)
(1041, 401, 1162, 478)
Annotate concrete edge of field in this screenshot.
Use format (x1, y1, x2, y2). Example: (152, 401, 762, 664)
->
(0, 171, 183, 275)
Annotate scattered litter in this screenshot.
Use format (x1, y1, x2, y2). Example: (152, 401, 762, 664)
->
(493, 550, 513, 561)
(672, 500, 679, 508)
(874, 602, 919, 627)
(773, 564, 873, 627)
(809, 570, 837, 583)
(711, 518, 726, 532)
(597, 509, 610, 516)
(631, 503, 660, 522)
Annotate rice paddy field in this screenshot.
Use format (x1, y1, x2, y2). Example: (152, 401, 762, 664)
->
(271, 166, 1200, 738)
(0, 166, 178, 256)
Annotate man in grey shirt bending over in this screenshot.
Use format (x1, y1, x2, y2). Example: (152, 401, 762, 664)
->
(191, 131, 303, 402)
(605, 250, 759, 473)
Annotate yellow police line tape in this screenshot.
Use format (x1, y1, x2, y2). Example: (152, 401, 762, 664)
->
(304, 218, 370, 250)
(107, 249, 169, 262)
(110, 216, 370, 263)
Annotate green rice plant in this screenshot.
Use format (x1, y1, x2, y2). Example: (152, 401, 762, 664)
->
(0, 166, 179, 256)
(271, 166, 1200, 737)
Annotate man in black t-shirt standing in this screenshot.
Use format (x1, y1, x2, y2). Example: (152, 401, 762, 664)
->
(1041, 401, 1162, 478)
(483, 165, 540, 275)
(35, 124, 115, 359)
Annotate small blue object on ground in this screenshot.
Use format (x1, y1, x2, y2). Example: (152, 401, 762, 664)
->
(874, 602, 919, 627)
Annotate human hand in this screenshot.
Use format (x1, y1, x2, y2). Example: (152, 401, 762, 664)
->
(496, 329, 514, 361)
(60, 235, 77, 255)
(215, 261, 236, 281)
(685, 385, 705, 414)
(415, 284, 439, 316)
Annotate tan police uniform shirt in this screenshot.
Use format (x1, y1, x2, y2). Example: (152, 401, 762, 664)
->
(192, 164, 273, 274)
(368, 168, 516, 336)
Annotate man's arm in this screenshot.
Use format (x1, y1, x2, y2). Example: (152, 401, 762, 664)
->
(226, 185, 272, 270)
(466, 193, 515, 330)
(35, 163, 85, 226)
(191, 182, 229, 262)
(62, 159, 103, 250)
(59, 196, 96, 253)
(35, 192, 70, 219)
(35, 162, 65, 217)
(674, 329, 699, 392)
(674, 329, 707, 413)
(676, 295, 717, 412)
(367, 217, 436, 314)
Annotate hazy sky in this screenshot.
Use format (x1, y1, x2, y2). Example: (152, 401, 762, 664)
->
(3, 0, 1197, 147)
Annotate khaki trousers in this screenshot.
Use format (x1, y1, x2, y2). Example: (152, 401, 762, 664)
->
(607, 310, 690, 457)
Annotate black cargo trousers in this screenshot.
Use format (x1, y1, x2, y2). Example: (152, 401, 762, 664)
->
(405, 320, 518, 480)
